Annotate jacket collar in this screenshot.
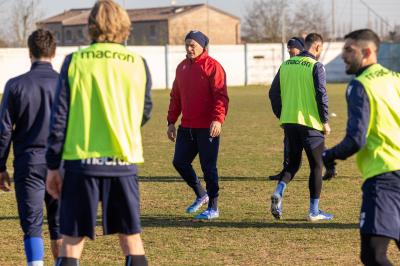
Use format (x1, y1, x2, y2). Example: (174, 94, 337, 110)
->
(299, 50, 317, 60)
(30, 61, 52, 70)
(187, 50, 208, 63)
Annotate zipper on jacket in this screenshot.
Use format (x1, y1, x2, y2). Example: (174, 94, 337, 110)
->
(189, 128, 194, 141)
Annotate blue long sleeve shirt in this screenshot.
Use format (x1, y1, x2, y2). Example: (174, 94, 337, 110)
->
(323, 66, 371, 162)
(269, 51, 329, 123)
(0, 62, 59, 171)
(46, 53, 153, 176)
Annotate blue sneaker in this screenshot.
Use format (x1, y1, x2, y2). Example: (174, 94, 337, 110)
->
(186, 195, 209, 214)
(270, 193, 282, 220)
(194, 208, 219, 220)
(308, 210, 333, 221)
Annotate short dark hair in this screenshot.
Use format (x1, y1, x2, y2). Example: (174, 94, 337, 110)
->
(344, 29, 380, 51)
(287, 37, 305, 50)
(305, 33, 324, 47)
(27, 29, 56, 59)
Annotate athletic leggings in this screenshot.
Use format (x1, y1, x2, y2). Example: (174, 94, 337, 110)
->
(360, 234, 398, 266)
(281, 124, 325, 199)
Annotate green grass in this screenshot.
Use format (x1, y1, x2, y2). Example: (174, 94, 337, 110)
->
(0, 85, 399, 265)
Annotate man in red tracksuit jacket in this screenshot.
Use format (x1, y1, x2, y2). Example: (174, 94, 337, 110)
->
(167, 30, 229, 220)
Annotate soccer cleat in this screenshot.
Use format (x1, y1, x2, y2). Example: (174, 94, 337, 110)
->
(270, 193, 283, 220)
(322, 166, 337, 181)
(194, 208, 219, 220)
(186, 194, 209, 214)
(268, 171, 282, 181)
(308, 210, 333, 221)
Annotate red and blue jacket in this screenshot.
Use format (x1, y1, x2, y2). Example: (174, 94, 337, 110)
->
(167, 51, 229, 128)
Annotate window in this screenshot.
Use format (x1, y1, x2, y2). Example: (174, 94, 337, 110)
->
(77, 29, 84, 40)
(65, 30, 72, 41)
(149, 25, 156, 38)
(54, 31, 61, 42)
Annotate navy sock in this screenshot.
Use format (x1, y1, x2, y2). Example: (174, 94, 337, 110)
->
(24, 237, 44, 264)
(125, 255, 148, 266)
(55, 257, 80, 266)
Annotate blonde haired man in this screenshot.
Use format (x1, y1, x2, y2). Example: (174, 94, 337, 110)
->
(46, 1, 152, 265)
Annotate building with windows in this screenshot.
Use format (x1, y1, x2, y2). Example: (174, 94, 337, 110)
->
(37, 4, 241, 46)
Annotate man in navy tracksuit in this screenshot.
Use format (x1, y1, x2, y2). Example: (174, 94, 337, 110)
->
(0, 29, 61, 265)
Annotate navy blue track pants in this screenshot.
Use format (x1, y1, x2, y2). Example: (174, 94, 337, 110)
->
(173, 127, 220, 209)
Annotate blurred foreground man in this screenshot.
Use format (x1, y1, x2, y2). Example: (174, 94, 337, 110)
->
(167, 30, 229, 220)
(323, 29, 400, 266)
(46, 1, 152, 265)
(0, 29, 61, 266)
(269, 33, 333, 221)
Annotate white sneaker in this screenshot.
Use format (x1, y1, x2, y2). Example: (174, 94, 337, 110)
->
(308, 210, 333, 221)
(270, 193, 282, 220)
(186, 195, 209, 214)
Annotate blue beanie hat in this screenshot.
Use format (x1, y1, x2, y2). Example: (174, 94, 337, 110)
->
(287, 37, 305, 51)
(185, 30, 209, 48)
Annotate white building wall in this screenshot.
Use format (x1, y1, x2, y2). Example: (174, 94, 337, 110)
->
(209, 45, 246, 87)
(0, 43, 398, 93)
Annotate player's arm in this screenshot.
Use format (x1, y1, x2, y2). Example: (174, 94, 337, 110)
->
(0, 82, 15, 172)
(46, 55, 72, 199)
(210, 61, 228, 137)
(269, 68, 281, 118)
(323, 80, 370, 166)
(166, 69, 182, 142)
(46, 54, 72, 170)
(141, 58, 153, 127)
(167, 70, 182, 126)
(0, 82, 15, 191)
(313, 63, 329, 126)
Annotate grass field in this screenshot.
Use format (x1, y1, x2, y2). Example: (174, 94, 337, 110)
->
(0, 85, 399, 265)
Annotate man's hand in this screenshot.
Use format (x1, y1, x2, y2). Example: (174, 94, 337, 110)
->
(323, 123, 331, 135)
(0, 171, 11, 192)
(322, 151, 337, 181)
(210, 121, 222, 137)
(167, 124, 176, 142)
(46, 170, 63, 199)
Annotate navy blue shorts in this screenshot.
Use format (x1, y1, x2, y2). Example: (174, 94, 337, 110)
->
(60, 171, 141, 239)
(14, 164, 60, 240)
(360, 171, 400, 245)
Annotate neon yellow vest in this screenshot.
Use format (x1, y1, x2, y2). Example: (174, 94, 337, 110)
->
(279, 56, 323, 131)
(355, 64, 400, 180)
(63, 42, 147, 163)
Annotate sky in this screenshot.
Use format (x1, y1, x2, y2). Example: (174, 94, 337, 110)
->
(3, 0, 400, 35)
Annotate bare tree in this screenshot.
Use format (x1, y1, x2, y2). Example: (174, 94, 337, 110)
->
(290, 1, 329, 40)
(243, 0, 329, 43)
(242, 0, 288, 43)
(9, 0, 43, 47)
(0, 39, 7, 47)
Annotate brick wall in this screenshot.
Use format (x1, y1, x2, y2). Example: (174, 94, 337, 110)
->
(168, 6, 240, 45)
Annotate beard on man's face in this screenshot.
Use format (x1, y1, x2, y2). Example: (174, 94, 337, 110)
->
(344, 54, 363, 75)
(345, 60, 361, 75)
